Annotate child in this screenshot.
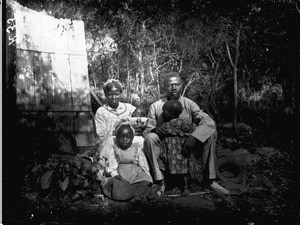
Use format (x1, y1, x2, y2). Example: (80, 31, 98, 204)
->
(131, 107, 148, 118)
(126, 107, 148, 136)
(153, 100, 194, 195)
(98, 122, 153, 201)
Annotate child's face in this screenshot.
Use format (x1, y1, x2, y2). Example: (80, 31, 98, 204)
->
(162, 109, 173, 122)
(132, 108, 147, 117)
(116, 125, 134, 150)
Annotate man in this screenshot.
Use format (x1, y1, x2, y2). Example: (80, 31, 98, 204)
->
(143, 72, 230, 195)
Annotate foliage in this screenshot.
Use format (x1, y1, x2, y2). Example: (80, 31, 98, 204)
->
(9, 0, 299, 148)
(24, 154, 103, 202)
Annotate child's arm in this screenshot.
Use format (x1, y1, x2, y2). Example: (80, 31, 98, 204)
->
(181, 119, 194, 135)
(159, 121, 184, 136)
(105, 149, 119, 177)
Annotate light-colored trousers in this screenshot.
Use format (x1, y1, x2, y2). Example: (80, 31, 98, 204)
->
(143, 132, 217, 181)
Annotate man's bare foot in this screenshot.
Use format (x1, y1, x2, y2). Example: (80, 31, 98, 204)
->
(210, 181, 230, 195)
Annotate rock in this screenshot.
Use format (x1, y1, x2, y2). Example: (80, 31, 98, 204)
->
(254, 147, 280, 158)
(217, 148, 261, 166)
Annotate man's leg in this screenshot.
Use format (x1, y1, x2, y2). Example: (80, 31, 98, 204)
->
(201, 132, 230, 195)
(143, 133, 164, 181)
(202, 132, 217, 180)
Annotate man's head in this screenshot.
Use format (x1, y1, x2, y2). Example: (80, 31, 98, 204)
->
(162, 100, 183, 121)
(115, 123, 134, 150)
(163, 72, 183, 100)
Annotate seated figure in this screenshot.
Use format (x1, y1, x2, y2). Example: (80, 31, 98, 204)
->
(96, 122, 154, 201)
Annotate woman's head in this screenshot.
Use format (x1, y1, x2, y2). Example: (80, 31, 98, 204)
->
(103, 79, 123, 109)
(162, 100, 183, 121)
(115, 123, 135, 150)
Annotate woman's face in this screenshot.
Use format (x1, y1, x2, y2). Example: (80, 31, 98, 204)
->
(116, 125, 134, 150)
(105, 86, 121, 109)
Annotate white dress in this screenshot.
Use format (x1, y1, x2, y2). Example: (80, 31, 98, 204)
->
(97, 137, 153, 184)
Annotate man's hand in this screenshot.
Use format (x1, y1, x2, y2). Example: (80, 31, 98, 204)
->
(114, 175, 130, 184)
(181, 135, 196, 158)
(152, 127, 167, 139)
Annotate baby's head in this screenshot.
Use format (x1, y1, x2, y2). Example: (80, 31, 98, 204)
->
(115, 123, 135, 150)
(162, 100, 183, 122)
(132, 107, 148, 117)
(130, 107, 148, 128)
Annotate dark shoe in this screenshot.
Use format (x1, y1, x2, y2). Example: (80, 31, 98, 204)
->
(182, 186, 190, 196)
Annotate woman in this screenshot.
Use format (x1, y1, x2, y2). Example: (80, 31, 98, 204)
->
(94, 79, 144, 145)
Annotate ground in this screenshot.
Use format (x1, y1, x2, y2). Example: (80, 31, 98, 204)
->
(3, 143, 299, 225)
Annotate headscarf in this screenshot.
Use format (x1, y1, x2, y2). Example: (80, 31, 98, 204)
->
(103, 79, 123, 94)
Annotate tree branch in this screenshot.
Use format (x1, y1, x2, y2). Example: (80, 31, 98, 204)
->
(220, 27, 234, 68)
(182, 73, 198, 96)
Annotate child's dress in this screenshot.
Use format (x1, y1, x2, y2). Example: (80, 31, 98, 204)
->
(158, 118, 195, 174)
(99, 137, 153, 184)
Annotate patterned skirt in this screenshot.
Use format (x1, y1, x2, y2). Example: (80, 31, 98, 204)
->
(158, 136, 203, 177)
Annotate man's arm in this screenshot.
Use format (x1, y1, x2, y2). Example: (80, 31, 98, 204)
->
(142, 103, 157, 137)
(188, 99, 216, 143)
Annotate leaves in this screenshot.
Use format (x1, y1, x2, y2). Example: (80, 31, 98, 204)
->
(58, 176, 69, 191)
(28, 154, 103, 203)
(40, 170, 53, 190)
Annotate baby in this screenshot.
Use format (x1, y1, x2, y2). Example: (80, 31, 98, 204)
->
(154, 100, 194, 195)
(117, 107, 148, 136)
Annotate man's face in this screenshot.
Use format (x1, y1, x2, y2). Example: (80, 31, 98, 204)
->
(164, 77, 182, 100)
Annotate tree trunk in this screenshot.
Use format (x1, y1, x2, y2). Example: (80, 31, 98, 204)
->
(233, 24, 242, 129)
(138, 50, 144, 104)
(126, 56, 131, 103)
(222, 23, 242, 131)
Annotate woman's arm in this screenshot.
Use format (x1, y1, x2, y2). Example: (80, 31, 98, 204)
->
(94, 108, 110, 142)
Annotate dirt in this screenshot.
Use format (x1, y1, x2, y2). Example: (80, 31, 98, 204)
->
(3, 146, 299, 225)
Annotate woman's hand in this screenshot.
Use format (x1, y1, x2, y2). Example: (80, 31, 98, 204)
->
(132, 124, 144, 135)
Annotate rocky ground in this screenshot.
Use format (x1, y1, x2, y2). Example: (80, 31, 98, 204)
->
(3, 145, 299, 225)
(2, 123, 299, 225)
